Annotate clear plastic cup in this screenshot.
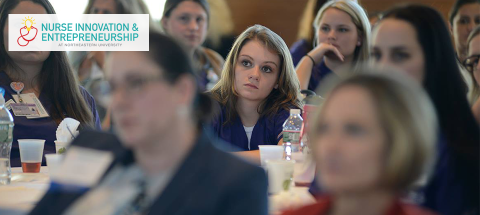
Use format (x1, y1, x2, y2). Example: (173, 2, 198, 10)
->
(18, 139, 45, 173)
(54, 141, 68, 154)
(259, 145, 284, 166)
(45, 154, 64, 176)
(266, 159, 295, 194)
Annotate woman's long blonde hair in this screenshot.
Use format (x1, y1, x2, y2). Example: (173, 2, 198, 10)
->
(313, 0, 371, 72)
(210, 25, 302, 124)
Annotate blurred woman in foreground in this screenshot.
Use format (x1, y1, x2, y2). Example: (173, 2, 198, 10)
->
(284, 70, 438, 215)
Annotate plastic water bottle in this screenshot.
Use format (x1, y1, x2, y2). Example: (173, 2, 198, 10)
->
(282, 109, 303, 161)
(0, 87, 14, 185)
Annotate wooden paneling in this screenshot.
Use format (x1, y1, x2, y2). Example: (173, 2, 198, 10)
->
(225, 0, 455, 46)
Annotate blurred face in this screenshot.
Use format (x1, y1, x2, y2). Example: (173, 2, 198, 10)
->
(3, 1, 50, 65)
(313, 86, 386, 193)
(162, 1, 208, 52)
(467, 35, 480, 86)
(234, 40, 280, 102)
(106, 52, 181, 148)
(451, 3, 480, 54)
(317, 8, 360, 57)
(372, 19, 425, 83)
(90, 0, 118, 14)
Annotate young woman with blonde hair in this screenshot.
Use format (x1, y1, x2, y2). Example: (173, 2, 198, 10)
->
(295, 0, 370, 91)
(209, 25, 301, 163)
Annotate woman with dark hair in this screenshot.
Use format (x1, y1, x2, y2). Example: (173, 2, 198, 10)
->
(372, 4, 480, 215)
(30, 30, 268, 215)
(449, 0, 480, 104)
(161, 0, 224, 91)
(449, 0, 480, 64)
(464, 26, 480, 123)
(0, 0, 101, 167)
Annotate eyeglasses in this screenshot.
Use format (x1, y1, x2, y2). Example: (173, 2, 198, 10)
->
(463, 54, 480, 73)
(99, 75, 165, 102)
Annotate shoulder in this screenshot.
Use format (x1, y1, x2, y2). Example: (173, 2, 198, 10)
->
(397, 202, 439, 215)
(78, 86, 95, 106)
(72, 130, 122, 151)
(275, 105, 298, 120)
(200, 47, 225, 75)
(202, 47, 225, 64)
(290, 39, 310, 54)
(281, 197, 330, 215)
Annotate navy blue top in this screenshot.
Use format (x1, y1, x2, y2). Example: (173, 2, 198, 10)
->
(420, 135, 479, 215)
(0, 71, 101, 167)
(290, 39, 333, 91)
(210, 105, 291, 151)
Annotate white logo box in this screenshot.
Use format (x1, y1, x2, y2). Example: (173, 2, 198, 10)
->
(8, 14, 149, 51)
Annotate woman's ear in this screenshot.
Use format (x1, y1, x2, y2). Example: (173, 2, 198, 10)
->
(274, 83, 278, 89)
(357, 36, 362, 46)
(175, 75, 196, 106)
(161, 18, 169, 32)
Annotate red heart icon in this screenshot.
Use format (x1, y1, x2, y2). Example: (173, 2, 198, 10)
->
(10, 82, 24, 93)
(20, 27, 38, 41)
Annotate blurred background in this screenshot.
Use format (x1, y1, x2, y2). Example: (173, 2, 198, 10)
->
(49, 0, 454, 47)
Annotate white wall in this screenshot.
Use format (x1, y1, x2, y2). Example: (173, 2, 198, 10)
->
(48, 0, 165, 21)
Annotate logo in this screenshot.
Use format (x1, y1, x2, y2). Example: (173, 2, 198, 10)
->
(17, 16, 37, 46)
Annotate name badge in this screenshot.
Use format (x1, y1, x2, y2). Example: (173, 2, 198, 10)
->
(10, 103, 40, 117)
(50, 146, 114, 188)
(5, 99, 15, 110)
(12, 93, 49, 118)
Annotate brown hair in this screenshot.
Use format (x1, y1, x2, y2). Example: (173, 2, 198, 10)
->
(210, 25, 302, 124)
(162, 0, 209, 20)
(0, 0, 94, 127)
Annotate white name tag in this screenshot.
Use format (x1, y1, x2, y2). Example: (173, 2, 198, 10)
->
(12, 93, 49, 118)
(10, 103, 40, 117)
(51, 146, 114, 188)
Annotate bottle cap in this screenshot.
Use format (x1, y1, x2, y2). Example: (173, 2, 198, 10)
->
(290, 109, 301, 115)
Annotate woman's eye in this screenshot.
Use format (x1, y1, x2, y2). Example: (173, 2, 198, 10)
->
(179, 16, 189, 22)
(475, 17, 480, 25)
(339, 28, 348, 32)
(345, 124, 365, 136)
(392, 52, 410, 62)
(321, 26, 330, 32)
(317, 123, 329, 135)
(261, 66, 273, 73)
(459, 18, 469, 24)
(242, 60, 252, 67)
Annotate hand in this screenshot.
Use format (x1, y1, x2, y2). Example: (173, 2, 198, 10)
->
(308, 43, 344, 63)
